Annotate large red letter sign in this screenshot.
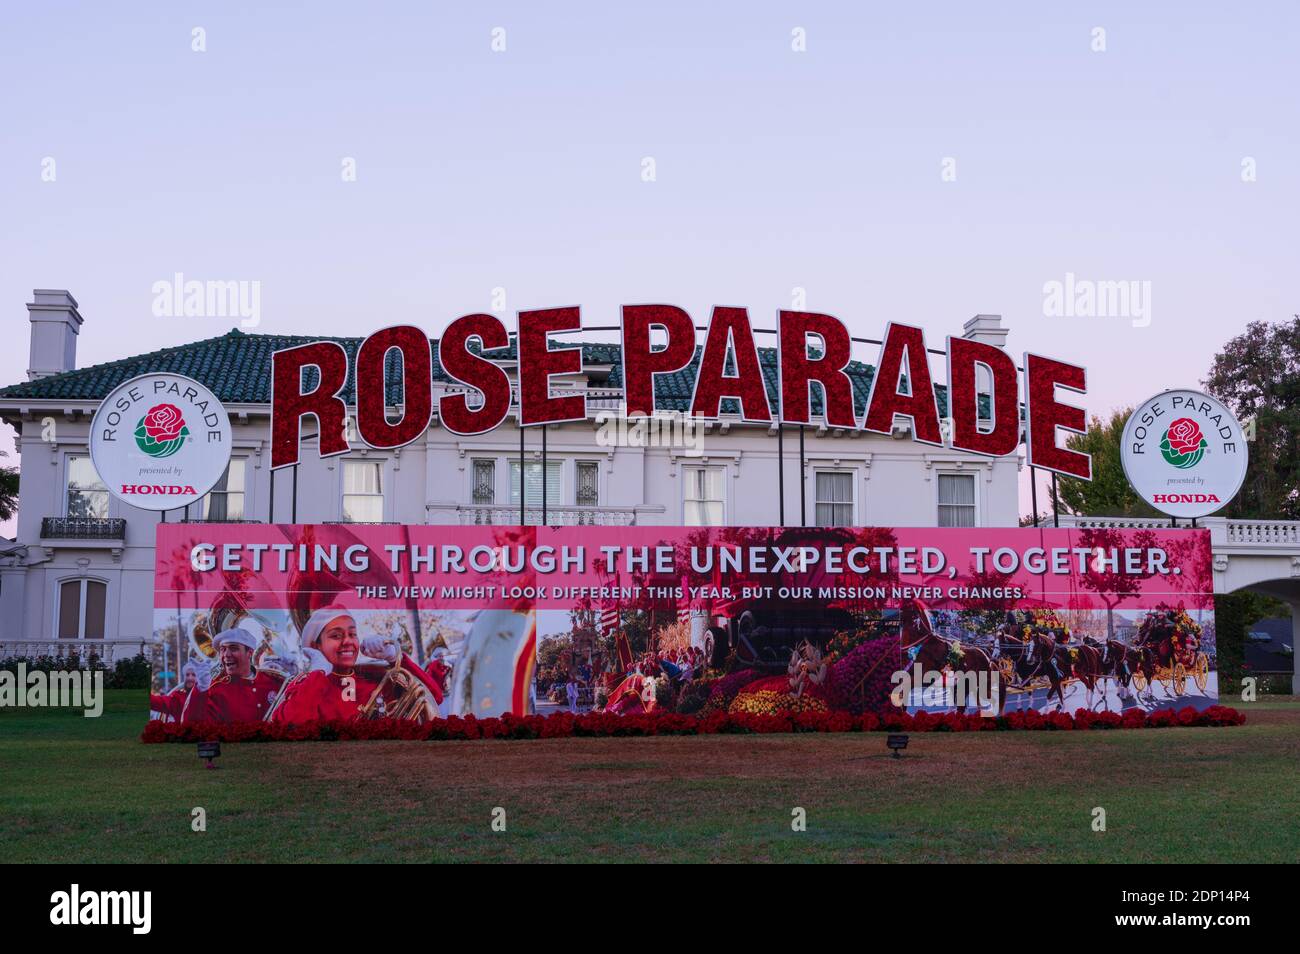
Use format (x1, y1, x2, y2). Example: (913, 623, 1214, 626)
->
(271, 341, 349, 469)
(862, 323, 942, 445)
(620, 305, 695, 417)
(355, 325, 432, 450)
(945, 335, 1019, 457)
(777, 311, 857, 427)
(518, 307, 586, 426)
(437, 314, 512, 436)
(1024, 352, 1092, 479)
(690, 307, 772, 422)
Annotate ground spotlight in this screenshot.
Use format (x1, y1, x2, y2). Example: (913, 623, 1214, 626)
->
(198, 740, 221, 769)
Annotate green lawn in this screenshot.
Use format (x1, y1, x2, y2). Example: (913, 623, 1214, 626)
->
(2, 690, 1296, 862)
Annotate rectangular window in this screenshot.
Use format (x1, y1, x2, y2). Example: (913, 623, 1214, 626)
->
(576, 461, 599, 506)
(684, 465, 724, 526)
(472, 459, 496, 504)
(66, 455, 109, 518)
(509, 461, 562, 507)
(342, 460, 384, 523)
(202, 459, 246, 520)
(58, 579, 81, 638)
(58, 579, 107, 639)
(938, 473, 977, 527)
(815, 471, 854, 527)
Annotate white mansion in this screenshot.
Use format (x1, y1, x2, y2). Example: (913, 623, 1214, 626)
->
(0, 290, 1027, 649)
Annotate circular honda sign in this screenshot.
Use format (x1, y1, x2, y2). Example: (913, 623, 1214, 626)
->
(1121, 389, 1248, 519)
(90, 372, 232, 512)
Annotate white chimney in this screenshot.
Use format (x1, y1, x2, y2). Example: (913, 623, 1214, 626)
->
(27, 289, 83, 380)
(961, 313, 1008, 349)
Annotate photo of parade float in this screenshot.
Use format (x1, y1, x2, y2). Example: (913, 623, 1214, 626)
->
(532, 526, 1218, 719)
(534, 600, 1218, 720)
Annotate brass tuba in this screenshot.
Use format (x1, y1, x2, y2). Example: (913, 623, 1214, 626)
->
(189, 611, 216, 659)
(355, 630, 443, 723)
(356, 663, 440, 722)
(190, 590, 279, 666)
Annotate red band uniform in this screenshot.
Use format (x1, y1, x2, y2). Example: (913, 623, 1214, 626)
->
(180, 628, 283, 723)
(271, 607, 445, 723)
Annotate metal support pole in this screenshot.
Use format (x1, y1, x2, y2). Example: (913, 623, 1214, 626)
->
(292, 464, 298, 523)
(777, 422, 785, 526)
(1051, 472, 1059, 528)
(799, 425, 806, 527)
(541, 425, 548, 526)
(519, 423, 526, 525)
(1029, 466, 1039, 528)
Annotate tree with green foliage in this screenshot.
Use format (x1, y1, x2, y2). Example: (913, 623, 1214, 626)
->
(1048, 317, 1300, 522)
(1047, 408, 1159, 518)
(1203, 316, 1300, 520)
(0, 449, 17, 522)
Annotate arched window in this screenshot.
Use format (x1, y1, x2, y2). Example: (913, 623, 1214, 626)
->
(57, 578, 107, 638)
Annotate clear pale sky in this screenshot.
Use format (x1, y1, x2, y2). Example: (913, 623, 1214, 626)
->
(2, 1, 1296, 528)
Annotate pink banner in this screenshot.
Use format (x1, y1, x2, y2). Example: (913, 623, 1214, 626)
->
(151, 524, 1217, 726)
(156, 524, 1212, 612)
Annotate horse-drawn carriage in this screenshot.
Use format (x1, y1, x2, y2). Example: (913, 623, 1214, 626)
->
(991, 609, 1108, 709)
(994, 605, 1210, 707)
(1129, 606, 1210, 697)
(894, 601, 1212, 713)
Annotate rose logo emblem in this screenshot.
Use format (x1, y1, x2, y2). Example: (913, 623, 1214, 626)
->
(1159, 417, 1207, 469)
(133, 403, 190, 458)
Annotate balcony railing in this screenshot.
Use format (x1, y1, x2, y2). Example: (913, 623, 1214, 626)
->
(41, 517, 127, 540)
(1056, 516, 1171, 530)
(1223, 520, 1300, 546)
(180, 518, 262, 523)
(1059, 515, 1300, 550)
(434, 383, 627, 415)
(458, 505, 638, 526)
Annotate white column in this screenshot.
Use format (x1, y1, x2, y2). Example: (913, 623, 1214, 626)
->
(1291, 602, 1300, 695)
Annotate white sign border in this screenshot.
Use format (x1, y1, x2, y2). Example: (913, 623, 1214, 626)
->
(89, 371, 233, 513)
(1120, 387, 1247, 520)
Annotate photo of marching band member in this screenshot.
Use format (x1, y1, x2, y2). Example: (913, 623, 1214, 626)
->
(148, 658, 208, 722)
(269, 605, 448, 723)
(150, 600, 537, 723)
(178, 625, 285, 723)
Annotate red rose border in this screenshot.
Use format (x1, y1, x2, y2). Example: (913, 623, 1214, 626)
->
(142, 704, 1246, 743)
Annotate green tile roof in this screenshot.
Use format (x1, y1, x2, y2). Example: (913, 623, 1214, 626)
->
(0, 327, 969, 417)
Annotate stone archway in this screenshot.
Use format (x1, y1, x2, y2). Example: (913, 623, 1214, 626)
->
(1220, 579, 1300, 695)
